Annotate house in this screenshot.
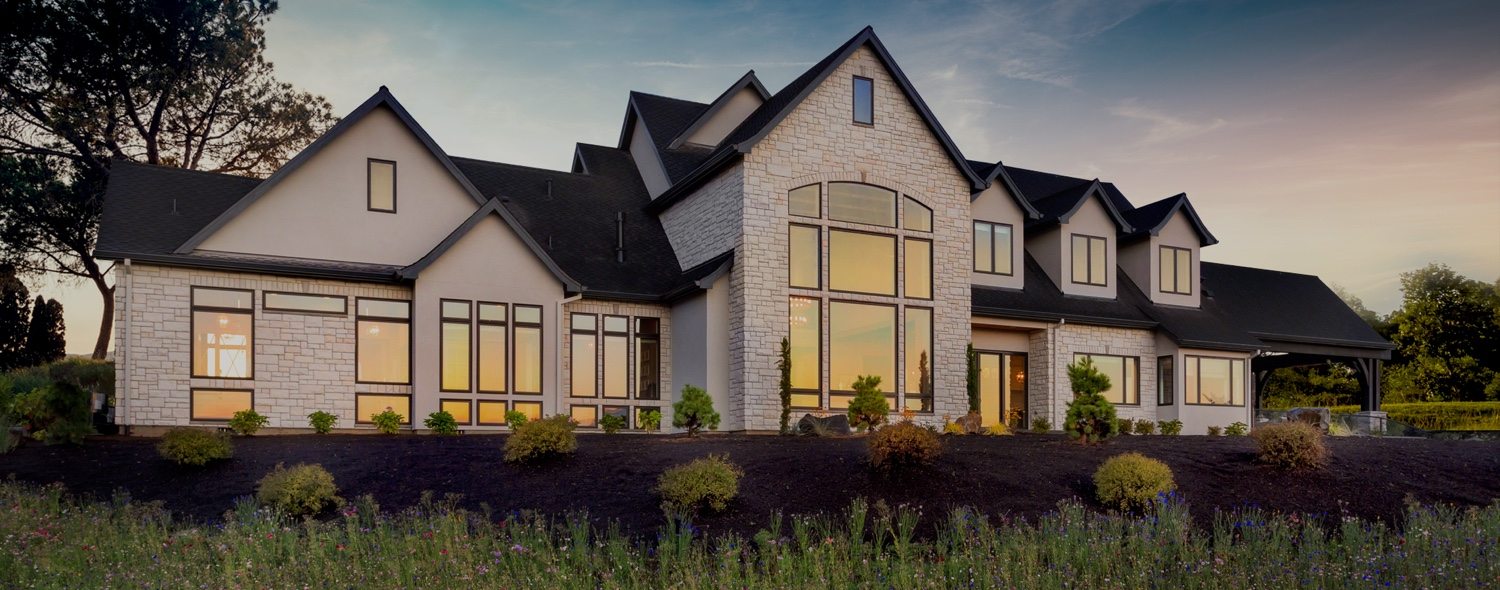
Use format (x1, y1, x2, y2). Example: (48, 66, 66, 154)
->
(95, 27, 1392, 435)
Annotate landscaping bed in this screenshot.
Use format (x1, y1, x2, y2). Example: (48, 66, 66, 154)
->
(3, 432, 1498, 539)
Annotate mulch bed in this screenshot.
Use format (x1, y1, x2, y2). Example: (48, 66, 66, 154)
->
(4, 432, 1498, 539)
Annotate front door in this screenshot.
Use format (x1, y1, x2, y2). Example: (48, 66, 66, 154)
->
(977, 351, 1028, 429)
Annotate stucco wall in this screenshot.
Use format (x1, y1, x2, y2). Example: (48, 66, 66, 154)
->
(682, 87, 763, 147)
(629, 118, 673, 198)
(970, 184, 1026, 290)
(1119, 212, 1202, 308)
(1055, 197, 1119, 299)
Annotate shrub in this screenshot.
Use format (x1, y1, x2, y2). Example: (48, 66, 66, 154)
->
(672, 385, 720, 436)
(1134, 419, 1156, 435)
(983, 422, 1013, 436)
(307, 411, 337, 434)
(639, 409, 662, 432)
(1158, 420, 1183, 436)
(600, 414, 627, 434)
(504, 410, 528, 428)
(256, 463, 343, 517)
(846, 375, 889, 432)
(371, 410, 403, 434)
(941, 419, 966, 435)
(965, 344, 980, 414)
(1225, 422, 1249, 436)
(868, 421, 942, 472)
(504, 415, 577, 463)
(424, 411, 459, 435)
(1094, 452, 1177, 512)
(1252, 421, 1328, 470)
(1206, 426, 1222, 437)
(1065, 359, 1118, 445)
(0, 413, 17, 454)
(1031, 417, 1052, 432)
(11, 382, 91, 445)
(656, 454, 742, 515)
(778, 337, 792, 435)
(1116, 418, 1134, 435)
(156, 428, 233, 466)
(228, 409, 269, 436)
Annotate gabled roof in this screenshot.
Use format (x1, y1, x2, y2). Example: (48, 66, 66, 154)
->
(1122, 194, 1219, 246)
(619, 91, 715, 184)
(398, 198, 580, 291)
(1200, 263, 1393, 354)
(1027, 179, 1135, 233)
(668, 70, 770, 149)
(972, 254, 1155, 328)
(967, 159, 1041, 219)
(1004, 165, 1136, 216)
(95, 160, 261, 258)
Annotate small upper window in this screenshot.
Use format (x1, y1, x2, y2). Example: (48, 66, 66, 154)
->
(852, 76, 873, 125)
(1070, 234, 1108, 286)
(1159, 246, 1193, 295)
(368, 159, 396, 212)
(903, 197, 932, 232)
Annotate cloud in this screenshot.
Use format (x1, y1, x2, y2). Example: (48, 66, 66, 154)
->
(626, 60, 812, 69)
(1109, 100, 1230, 145)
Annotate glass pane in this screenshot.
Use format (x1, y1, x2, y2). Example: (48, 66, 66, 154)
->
(571, 333, 597, 396)
(827, 183, 895, 226)
(477, 401, 506, 425)
(513, 401, 542, 422)
(636, 337, 660, 400)
(358, 299, 409, 319)
(904, 197, 932, 232)
(369, 160, 395, 211)
(1159, 248, 1175, 293)
(789, 225, 820, 289)
(1177, 249, 1193, 294)
(514, 326, 542, 393)
(478, 303, 506, 323)
(441, 321, 471, 390)
(791, 393, 821, 408)
(441, 400, 471, 424)
(264, 292, 345, 314)
(829, 394, 854, 410)
(829, 301, 895, 392)
(904, 308, 932, 396)
(1159, 356, 1174, 405)
(358, 320, 409, 383)
(1071, 235, 1090, 283)
(571, 405, 598, 428)
(478, 324, 506, 392)
(1090, 237, 1108, 285)
(789, 184, 820, 218)
(1232, 359, 1246, 406)
(441, 301, 470, 320)
(635, 317, 659, 334)
(194, 288, 252, 310)
(853, 77, 873, 124)
(514, 305, 542, 325)
(572, 313, 596, 332)
(1081, 355, 1128, 404)
(904, 239, 931, 299)
(604, 316, 628, 334)
(1185, 356, 1199, 403)
(829, 230, 895, 295)
(191, 390, 251, 421)
(1006, 354, 1028, 427)
(604, 334, 627, 398)
(1199, 357, 1231, 405)
(357, 394, 410, 424)
(974, 223, 993, 272)
(979, 353, 1001, 427)
(789, 297, 820, 391)
(1125, 358, 1138, 404)
(994, 225, 1013, 275)
(193, 311, 253, 378)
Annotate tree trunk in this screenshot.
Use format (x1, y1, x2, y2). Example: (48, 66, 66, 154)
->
(91, 279, 115, 360)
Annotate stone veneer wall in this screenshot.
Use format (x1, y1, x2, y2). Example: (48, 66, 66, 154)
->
(1036, 323, 1159, 427)
(115, 263, 412, 429)
(558, 299, 674, 429)
(658, 164, 743, 270)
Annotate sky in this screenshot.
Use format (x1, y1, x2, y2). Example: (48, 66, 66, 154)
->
(39, 0, 1500, 354)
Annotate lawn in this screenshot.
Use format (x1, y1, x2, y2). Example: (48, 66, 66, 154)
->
(1329, 402, 1500, 431)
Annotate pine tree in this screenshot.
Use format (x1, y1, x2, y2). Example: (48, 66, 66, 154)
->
(25, 296, 66, 366)
(0, 265, 30, 371)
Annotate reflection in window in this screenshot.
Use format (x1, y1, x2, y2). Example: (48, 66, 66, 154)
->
(368, 159, 396, 212)
(789, 225, 820, 289)
(903, 308, 933, 412)
(829, 301, 895, 393)
(635, 318, 660, 400)
(477, 401, 507, 425)
(1071, 234, 1108, 286)
(192, 288, 253, 379)
(1074, 354, 1138, 405)
(191, 389, 251, 421)
(571, 405, 598, 428)
(853, 76, 873, 124)
(828, 183, 895, 227)
(829, 230, 895, 295)
(512, 401, 542, 422)
(1186, 356, 1244, 406)
(1158, 355, 1174, 405)
(513, 305, 543, 394)
(356, 394, 411, 424)
(441, 399, 472, 424)
(603, 316, 628, 398)
(904, 197, 931, 232)
(441, 301, 471, 391)
(1160, 246, 1193, 295)
(571, 313, 597, 397)
(357, 298, 410, 384)
(973, 222, 1012, 275)
(788, 297, 821, 408)
(789, 184, 820, 218)
(477, 303, 507, 393)
(904, 239, 931, 299)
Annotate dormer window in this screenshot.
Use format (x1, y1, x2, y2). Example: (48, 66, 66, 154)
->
(1159, 246, 1193, 295)
(852, 76, 873, 125)
(368, 159, 396, 212)
(1071, 234, 1108, 286)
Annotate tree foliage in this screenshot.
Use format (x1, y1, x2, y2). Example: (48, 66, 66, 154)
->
(965, 344, 979, 414)
(24, 295, 64, 366)
(777, 337, 791, 435)
(1385, 264, 1500, 401)
(0, 264, 29, 371)
(672, 385, 720, 436)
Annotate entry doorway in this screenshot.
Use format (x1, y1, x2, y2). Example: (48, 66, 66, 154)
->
(977, 351, 1028, 429)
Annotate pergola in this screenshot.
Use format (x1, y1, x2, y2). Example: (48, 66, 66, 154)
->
(1251, 335, 1394, 412)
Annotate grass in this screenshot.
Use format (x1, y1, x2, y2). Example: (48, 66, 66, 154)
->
(1328, 402, 1500, 431)
(1, 481, 1497, 588)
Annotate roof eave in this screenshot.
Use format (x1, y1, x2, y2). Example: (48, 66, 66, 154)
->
(972, 161, 1042, 219)
(667, 70, 771, 150)
(97, 250, 405, 284)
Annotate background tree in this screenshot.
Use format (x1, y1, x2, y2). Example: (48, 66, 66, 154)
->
(24, 295, 65, 366)
(1385, 264, 1500, 401)
(0, 0, 336, 358)
(0, 263, 30, 371)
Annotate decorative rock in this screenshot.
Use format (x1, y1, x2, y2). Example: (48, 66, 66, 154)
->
(1287, 407, 1332, 432)
(797, 413, 851, 436)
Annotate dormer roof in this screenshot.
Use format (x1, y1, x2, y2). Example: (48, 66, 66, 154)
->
(1027, 179, 1135, 233)
(1121, 194, 1219, 246)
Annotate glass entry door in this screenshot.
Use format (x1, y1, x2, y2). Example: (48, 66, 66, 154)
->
(977, 351, 1028, 429)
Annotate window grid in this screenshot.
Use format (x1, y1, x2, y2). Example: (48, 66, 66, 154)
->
(1071, 234, 1109, 286)
(1160, 246, 1193, 295)
(191, 287, 255, 380)
(355, 297, 412, 386)
(972, 221, 1013, 276)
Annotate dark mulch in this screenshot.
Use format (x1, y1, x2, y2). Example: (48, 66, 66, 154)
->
(4, 433, 1498, 538)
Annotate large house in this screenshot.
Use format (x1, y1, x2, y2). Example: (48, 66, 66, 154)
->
(96, 27, 1391, 435)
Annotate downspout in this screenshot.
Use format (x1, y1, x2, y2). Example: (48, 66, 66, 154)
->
(555, 292, 583, 414)
(120, 259, 132, 435)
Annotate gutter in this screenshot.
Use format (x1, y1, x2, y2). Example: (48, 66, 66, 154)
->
(971, 305, 1157, 330)
(94, 251, 402, 284)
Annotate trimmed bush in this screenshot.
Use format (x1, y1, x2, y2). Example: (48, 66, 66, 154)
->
(656, 454, 742, 515)
(778, 337, 792, 435)
(1158, 420, 1183, 436)
(1116, 418, 1134, 435)
(846, 375, 889, 432)
(371, 410, 403, 434)
(672, 385, 720, 436)
(984, 422, 1013, 436)
(256, 463, 343, 517)
(1031, 417, 1052, 433)
(1065, 359, 1118, 444)
(1252, 422, 1328, 470)
(504, 415, 577, 463)
(1225, 422, 1249, 437)
(156, 428, 233, 466)
(228, 409, 269, 436)
(868, 421, 942, 471)
(639, 409, 662, 432)
(600, 414, 627, 434)
(307, 411, 337, 434)
(941, 420, 966, 435)
(1134, 419, 1156, 435)
(504, 410, 528, 428)
(1094, 452, 1177, 512)
(1206, 426, 1223, 437)
(424, 411, 459, 435)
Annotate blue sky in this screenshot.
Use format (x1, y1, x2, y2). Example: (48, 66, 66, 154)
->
(46, 0, 1500, 352)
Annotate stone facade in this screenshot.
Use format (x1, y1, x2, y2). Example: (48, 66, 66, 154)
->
(659, 164, 743, 270)
(558, 299, 674, 428)
(1033, 323, 1159, 428)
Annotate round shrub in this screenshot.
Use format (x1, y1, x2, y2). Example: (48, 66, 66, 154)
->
(1115, 418, 1134, 436)
(846, 375, 889, 432)
(1030, 417, 1052, 432)
(867, 421, 942, 471)
(1094, 452, 1176, 512)
(600, 414, 627, 434)
(307, 411, 337, 434)
(1206, 425, 1223, 437)
(638, 409, 662, 432)
(157, 428, 233, 466)
(256, 463, 343, 517)
(1133, 419, 1156, 435)
(228, 409, 269, 436)
(672, 385, 720, 436)
(656, 454, 742, 515)
(504, 414, 577, 463)
(424, 411, 459, 435)
(504, 410, 528, 428)
(1225, 422, 1249, 437)
(1158, 420, 1183, 436)
(1252, 421, 1328, 470)
(370, 410, 403, 434)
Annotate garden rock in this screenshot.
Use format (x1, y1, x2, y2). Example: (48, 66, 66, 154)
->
(798, 414, 851, 436)
(1287, 408, 1331, 432)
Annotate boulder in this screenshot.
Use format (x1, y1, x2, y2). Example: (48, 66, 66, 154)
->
(1286, 407, 1331, 432)
(797, 413, 851, 436)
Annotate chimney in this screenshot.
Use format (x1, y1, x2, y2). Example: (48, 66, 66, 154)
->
(615, 212, 626, 263)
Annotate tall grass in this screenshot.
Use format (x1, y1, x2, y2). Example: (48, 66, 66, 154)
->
(0, 481, 1496, 588)
(1329, 402, 1500, 431)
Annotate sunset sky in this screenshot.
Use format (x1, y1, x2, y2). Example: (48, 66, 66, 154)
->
(41, 0, 1500, 354)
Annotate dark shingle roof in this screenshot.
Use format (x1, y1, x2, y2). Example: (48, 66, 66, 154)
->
(96, 161, 260, 257)
(972, 255, 1154, 328)
(1199, 263, 1392, 350)
(627, 92, 717, 183)
(1003, 165, 1135, 215)
(1121, 194, 1219, 246)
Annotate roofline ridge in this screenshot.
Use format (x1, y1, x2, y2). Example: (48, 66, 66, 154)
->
(111, 158, 262, 181)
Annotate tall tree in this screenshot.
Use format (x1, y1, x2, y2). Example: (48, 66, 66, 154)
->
(0, 0, 335, 358)
(0, 263, 30, 371)
(24, 294, 65, 365)
(1385, 264, 1500, 401)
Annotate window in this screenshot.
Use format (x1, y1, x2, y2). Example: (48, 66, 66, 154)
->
(263, 292, 346, 315)
(513, 305, 543, 394)
(603, 405, 629, 427)
(1185, 356, 1246, 406)
(571, 313, 597, 397)
(477, 303, 507, 393)
(441, 399, 472, 425)
(829, 301, 895, 405)
(191, 389, 251, 421)
(904, 307, 933, 413)
(789, 184, 820, 218)
(192, 287, 253, 379)
(368, 159, 396, 212)
(904, 239, 932, 299)
(570, 405, 598, 428)
(512, 400, 542, 422)
(635, 318, 661, 400)
(852, 76, 873, 125)
(356, 393, 411, 424)
(440, 300, 471, 392)
(788, 297, 821, 408)
(828, 182, 895, 227)
(973, 222, 1013, 275)
(904, 197, 931, 232)
(1160, 246, 1193, 295)
(829, 229, 895, 295)
(356, 298, 410, 384)
(477, 400, 507, 425)
(789, 224, 821, 289)
(1158, 355, 1175, 405)
(1073, 353, 1138, 405)
(1071, 234, 1108, 286)
(603, 316, 628, 398)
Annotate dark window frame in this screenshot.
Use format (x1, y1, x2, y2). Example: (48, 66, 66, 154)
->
(788, 223, 823, 290)
(190, 286, 256, 380)
(903, 305, 935, 413)
(827, 181, 897, 227)
(973, 221, 1014, 276)
(789, 296, 824, 409)
(1158, 355, 1175, 406)
(903, 196, 933, 233)
(602, 314, 630, 399)
(788, 183, 822, 219)
(354, 393, 413, 425)
(189, 388, 254, 422)
(827, 226, 898, 297)
(852, 75, 874, 126)
(476, 400, 508, 426)
(262, 291, 347, 316)
(1070, 234, 1109, 287)
(354, 297, 413, 386)
(1160, 245, 1193, 295)
(903, 236, 934, 300)
(570, 404, 599, 429)
(367, 158, 397, 213)
(511, 304, 544, 395)
(1183, 355, 1247, 407)
(1072, 352, 1140, 405)
(634, 317, 661, 401)
(439, 398, 474, 425)
(570, 312, 599, 398)
(476, 302, 508, 394)
(439, 299, 473, 393)
(827, 299, 899, 396)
